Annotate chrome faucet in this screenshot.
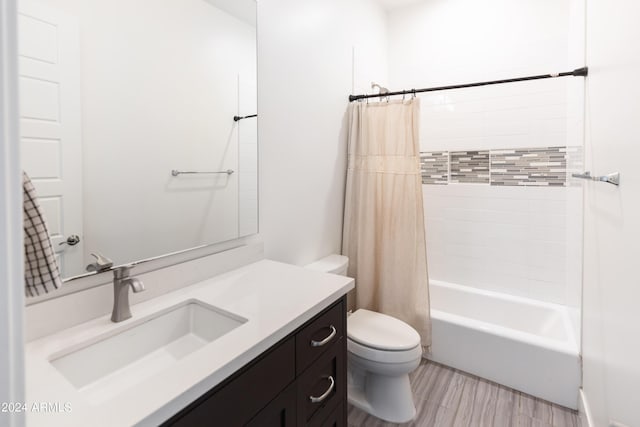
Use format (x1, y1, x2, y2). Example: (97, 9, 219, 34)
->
(111, 266, 145, 322)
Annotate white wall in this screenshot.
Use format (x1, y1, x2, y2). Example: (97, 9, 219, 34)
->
(0, 0, 25, 424)
(387, 0, 584, 308)
(257, 0, 387, 265)
(26, 0, 256, 272)
(581, 0, 640, 425)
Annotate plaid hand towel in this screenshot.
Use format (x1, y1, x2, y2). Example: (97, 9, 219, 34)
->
(24, 171, 62, 297)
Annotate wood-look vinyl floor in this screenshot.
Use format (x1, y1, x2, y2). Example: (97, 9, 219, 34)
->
(347, 360, 581, 427)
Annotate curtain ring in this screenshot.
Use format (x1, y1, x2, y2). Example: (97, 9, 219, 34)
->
(412, 90, 417, 99)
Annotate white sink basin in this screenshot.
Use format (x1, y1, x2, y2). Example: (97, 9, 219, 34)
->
(50, 299, 247, 403)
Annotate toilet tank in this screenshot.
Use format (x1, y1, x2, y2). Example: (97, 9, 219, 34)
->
(305, 254, 349, 276)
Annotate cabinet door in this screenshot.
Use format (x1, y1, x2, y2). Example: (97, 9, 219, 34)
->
(320, 403, 345, 427)
(164, 338, 295, 427)
(246, 383, 296, 427)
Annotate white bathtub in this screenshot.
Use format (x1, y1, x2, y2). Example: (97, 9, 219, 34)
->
(427, 280, 580, 409)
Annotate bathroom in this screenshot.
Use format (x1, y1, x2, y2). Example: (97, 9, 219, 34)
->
(0, 0, 638, 426)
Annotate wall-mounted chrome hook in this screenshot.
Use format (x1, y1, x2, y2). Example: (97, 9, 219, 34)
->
(572, 171, 620, 186)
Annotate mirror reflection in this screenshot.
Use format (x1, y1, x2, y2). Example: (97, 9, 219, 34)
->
(18, 0, 258, 279)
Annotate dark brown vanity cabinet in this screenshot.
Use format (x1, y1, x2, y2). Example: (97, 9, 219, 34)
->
(162, 296, 347, 427)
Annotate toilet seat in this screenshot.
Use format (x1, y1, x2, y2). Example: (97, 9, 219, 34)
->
(347, 309, 422, 364)
(348, 309, 421, 350)
(347, 338, 422, 364)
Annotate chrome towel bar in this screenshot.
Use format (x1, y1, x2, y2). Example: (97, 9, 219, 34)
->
(572, 171, 620, 186)
(171, 169, 234, 177)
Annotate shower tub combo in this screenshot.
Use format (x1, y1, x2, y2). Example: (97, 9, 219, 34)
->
(427, 280, 580, 409)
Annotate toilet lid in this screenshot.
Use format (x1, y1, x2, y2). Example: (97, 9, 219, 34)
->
(347, 309, 421, 351)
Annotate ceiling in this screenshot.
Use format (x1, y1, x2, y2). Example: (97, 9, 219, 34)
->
(373, 0, 426, 12)
(203, 0, 256, 26)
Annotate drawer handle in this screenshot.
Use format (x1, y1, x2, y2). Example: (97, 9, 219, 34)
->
(310, 325, 337, 347)
(309, 376, 335, 403)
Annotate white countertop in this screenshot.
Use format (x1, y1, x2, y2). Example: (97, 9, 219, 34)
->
(25, 260, 354, 427)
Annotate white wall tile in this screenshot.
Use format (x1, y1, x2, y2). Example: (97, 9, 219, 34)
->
(392, 0, 583, 307)
(423, 184, 580, 305)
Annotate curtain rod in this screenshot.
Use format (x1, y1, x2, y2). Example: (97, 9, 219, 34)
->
(348, 67, 588, 102)
(233, 114, 257, 122)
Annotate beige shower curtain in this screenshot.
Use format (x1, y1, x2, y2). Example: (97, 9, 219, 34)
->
(342, 98, 431, 347)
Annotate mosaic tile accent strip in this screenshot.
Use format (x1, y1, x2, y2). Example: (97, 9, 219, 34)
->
(565, 146, 584, 187)
(450, 151, 490, 184)
(420, 151, 448, 184)
(490, 146, 567, 186)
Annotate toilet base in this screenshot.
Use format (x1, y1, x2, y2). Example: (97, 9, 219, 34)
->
(347, 357, 418, 423)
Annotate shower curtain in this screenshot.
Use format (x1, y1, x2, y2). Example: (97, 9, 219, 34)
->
(342, 98, 431, 347)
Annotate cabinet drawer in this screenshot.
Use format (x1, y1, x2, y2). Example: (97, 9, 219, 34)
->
(297, 338, 345, 426)
(296, 300, 344, 375)
(166, 337, 295, 427)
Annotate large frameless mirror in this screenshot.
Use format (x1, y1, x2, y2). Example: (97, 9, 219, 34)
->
(18, 0, 258, 285)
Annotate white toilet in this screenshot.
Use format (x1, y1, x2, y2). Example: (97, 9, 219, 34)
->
(306, 255, 423, 423)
